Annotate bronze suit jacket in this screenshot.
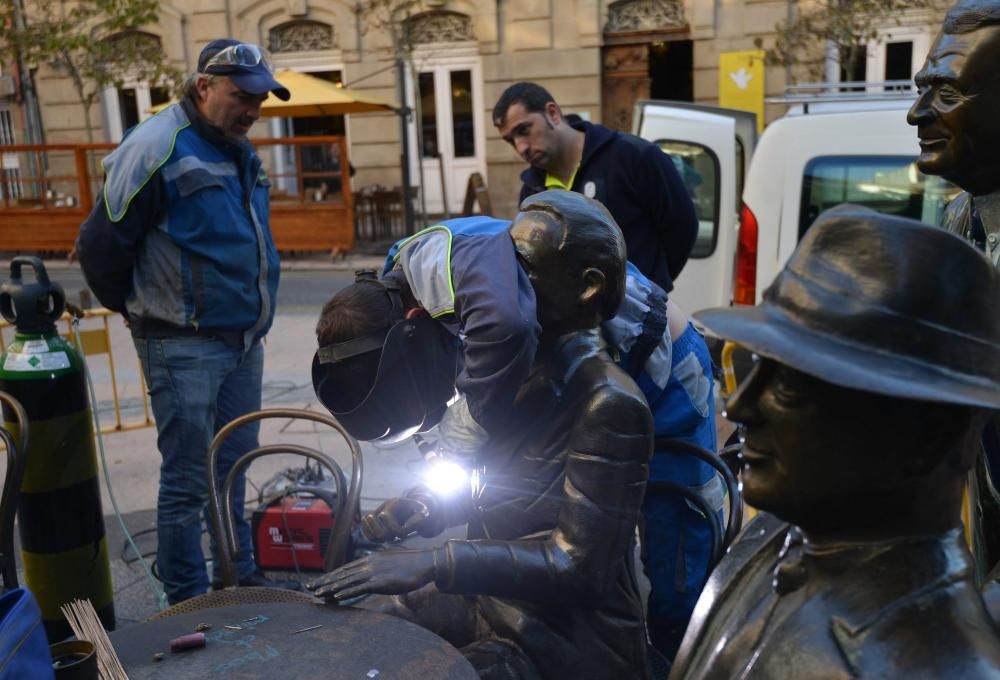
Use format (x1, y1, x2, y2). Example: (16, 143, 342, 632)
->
(940, 192, 1000, 585)
(436, 331, 654, 680)
(670, 513, 1000, 679)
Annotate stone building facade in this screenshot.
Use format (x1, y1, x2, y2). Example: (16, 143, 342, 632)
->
(2, 0, 946, 220)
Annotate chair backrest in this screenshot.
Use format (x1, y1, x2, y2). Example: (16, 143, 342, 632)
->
(0, 395, 55, 679)
(0, 393, 27, 592)
(205, 408, 364, 588)
(651, 438, 744, 568)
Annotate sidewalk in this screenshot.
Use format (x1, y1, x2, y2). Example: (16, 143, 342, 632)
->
(5, 287, 427, 626)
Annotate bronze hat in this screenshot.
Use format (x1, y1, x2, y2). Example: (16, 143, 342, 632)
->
(695, 204, 1000, 408)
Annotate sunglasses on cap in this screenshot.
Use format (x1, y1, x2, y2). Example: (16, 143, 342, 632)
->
(203, 43, 274, 74)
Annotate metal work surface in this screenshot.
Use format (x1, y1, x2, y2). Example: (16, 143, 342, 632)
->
(145, 587, 319, 621)
(109, 601, 478, 679)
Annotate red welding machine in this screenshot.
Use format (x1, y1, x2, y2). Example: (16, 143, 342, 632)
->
(252, 496, 334, 571)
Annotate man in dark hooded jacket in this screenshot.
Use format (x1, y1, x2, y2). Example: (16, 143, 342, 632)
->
(493, 81, 698, 293)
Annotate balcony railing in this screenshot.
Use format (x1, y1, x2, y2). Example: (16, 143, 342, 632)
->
(0, 135, 355, 256)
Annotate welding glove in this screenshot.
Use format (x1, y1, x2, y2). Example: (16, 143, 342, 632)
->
(361, 488, 442, 542)
(436, 396, 489, 463)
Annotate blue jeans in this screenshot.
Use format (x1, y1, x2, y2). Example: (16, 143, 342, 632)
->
(135, 336, 260, 603)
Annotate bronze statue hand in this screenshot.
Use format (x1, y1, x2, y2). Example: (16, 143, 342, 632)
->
(360, 496, 433, 542)
(306, 549, 437, 601)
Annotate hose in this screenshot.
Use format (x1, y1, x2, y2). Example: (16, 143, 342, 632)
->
(72, 316, 168, 610)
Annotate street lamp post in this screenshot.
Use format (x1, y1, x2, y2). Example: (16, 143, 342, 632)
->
(396, 57, 415, 234)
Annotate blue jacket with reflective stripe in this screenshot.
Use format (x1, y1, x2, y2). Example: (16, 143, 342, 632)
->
(77, 100, 280, 344)
(384, 216, 539, 432)
(383, 216, 687, 433)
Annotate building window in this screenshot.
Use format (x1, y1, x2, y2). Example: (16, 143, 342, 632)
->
(418, 69, 474, 159)
(405, 11, 475, 46)
(0, 108, 22, 202)
(419, 72, 438, 158)
(269, 20, 335, 53)
(450, 70, 474, 158)
(605, 0, 686, 34)
(865, 29, 929, 90)
(100, 32, 171, 142)
(104, 83, 170, 141)
(0, 108, 15, 145)
(883, 42, 914, 90)
(116, 86, 170, 135)
(838, 47, 867, 86)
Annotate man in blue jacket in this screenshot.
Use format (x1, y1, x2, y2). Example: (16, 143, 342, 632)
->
(493, 82, 699, 294)
(310, 191, 720, 662)
(76, 39, 297, 603)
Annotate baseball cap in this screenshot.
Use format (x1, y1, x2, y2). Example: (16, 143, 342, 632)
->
(197, 39, 291, 101)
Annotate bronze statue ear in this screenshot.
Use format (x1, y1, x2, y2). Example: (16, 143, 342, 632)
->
(579, 268, 606, 308)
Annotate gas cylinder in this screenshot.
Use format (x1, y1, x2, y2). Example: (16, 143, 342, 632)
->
(0, 256, 114, 641)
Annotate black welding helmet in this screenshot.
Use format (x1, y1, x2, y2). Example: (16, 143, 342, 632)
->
(311, 275, 460, 443)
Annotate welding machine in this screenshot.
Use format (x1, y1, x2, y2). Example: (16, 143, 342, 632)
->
(252, 495, 335, 571)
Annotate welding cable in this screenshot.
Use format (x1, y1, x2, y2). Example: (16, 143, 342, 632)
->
(73, 317, 168, 610)
(120, 527, 157, 564)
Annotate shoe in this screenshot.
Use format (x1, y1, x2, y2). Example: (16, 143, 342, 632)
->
(212, 570, 303, 591)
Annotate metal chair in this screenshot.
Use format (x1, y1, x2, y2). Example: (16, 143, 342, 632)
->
(147, 408, 364, 620)
(645, 438, 744, 582)
(642, 438, 744, 675)
(654, 437, 743, 561)
(0, 393, 28, 592)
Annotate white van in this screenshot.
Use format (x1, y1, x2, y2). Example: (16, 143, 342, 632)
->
(635, 84, 960, 316)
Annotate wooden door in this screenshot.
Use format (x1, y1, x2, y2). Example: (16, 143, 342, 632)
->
(601, 44, 650, 132)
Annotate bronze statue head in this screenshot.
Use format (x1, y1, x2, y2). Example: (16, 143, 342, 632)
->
(909, 0, 1000, 194)
(510, 190, 627, 336)
(695, 205, 1000, 536)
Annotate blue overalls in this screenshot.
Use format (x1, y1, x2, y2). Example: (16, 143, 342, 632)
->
(603, 265, 720, 659)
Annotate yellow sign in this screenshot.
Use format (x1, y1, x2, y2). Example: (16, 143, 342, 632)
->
(719, 50, 765, 133)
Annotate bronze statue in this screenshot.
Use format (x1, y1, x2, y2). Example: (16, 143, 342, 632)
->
(669, 205, 1000, 679)
(308, 193, 655, 679)
(909, 0, 1000, 582)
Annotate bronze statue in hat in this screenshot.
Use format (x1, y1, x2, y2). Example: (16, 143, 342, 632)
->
(669, 205, 1000, 679)
(909, 0, 1000, 583)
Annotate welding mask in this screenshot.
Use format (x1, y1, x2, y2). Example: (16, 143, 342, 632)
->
(311, 275, 460, 443)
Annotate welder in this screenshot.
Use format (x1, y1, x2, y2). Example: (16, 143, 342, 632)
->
(308, 190, 720, 673)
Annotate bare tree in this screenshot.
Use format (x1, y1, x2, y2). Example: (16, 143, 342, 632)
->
(754, 0, 937, 83)
(352, 0, 427, 224)
(1, 0, 183, 143)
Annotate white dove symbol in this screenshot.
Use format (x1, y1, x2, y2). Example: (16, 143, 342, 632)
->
(729, 68, 752, 90)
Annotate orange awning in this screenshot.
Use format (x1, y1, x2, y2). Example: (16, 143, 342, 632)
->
(148, 70, 396, 116)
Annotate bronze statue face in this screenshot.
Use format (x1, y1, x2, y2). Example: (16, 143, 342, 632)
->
(725, 359, 917, 533)
(510, 212, 592, 336)
(909, 24, 1000, 194)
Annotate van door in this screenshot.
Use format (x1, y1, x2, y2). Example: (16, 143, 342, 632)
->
(634, 102, 746, 314)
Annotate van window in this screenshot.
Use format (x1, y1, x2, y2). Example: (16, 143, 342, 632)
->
(658, 141, 720, 258)
(799, 156, 960, 238)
